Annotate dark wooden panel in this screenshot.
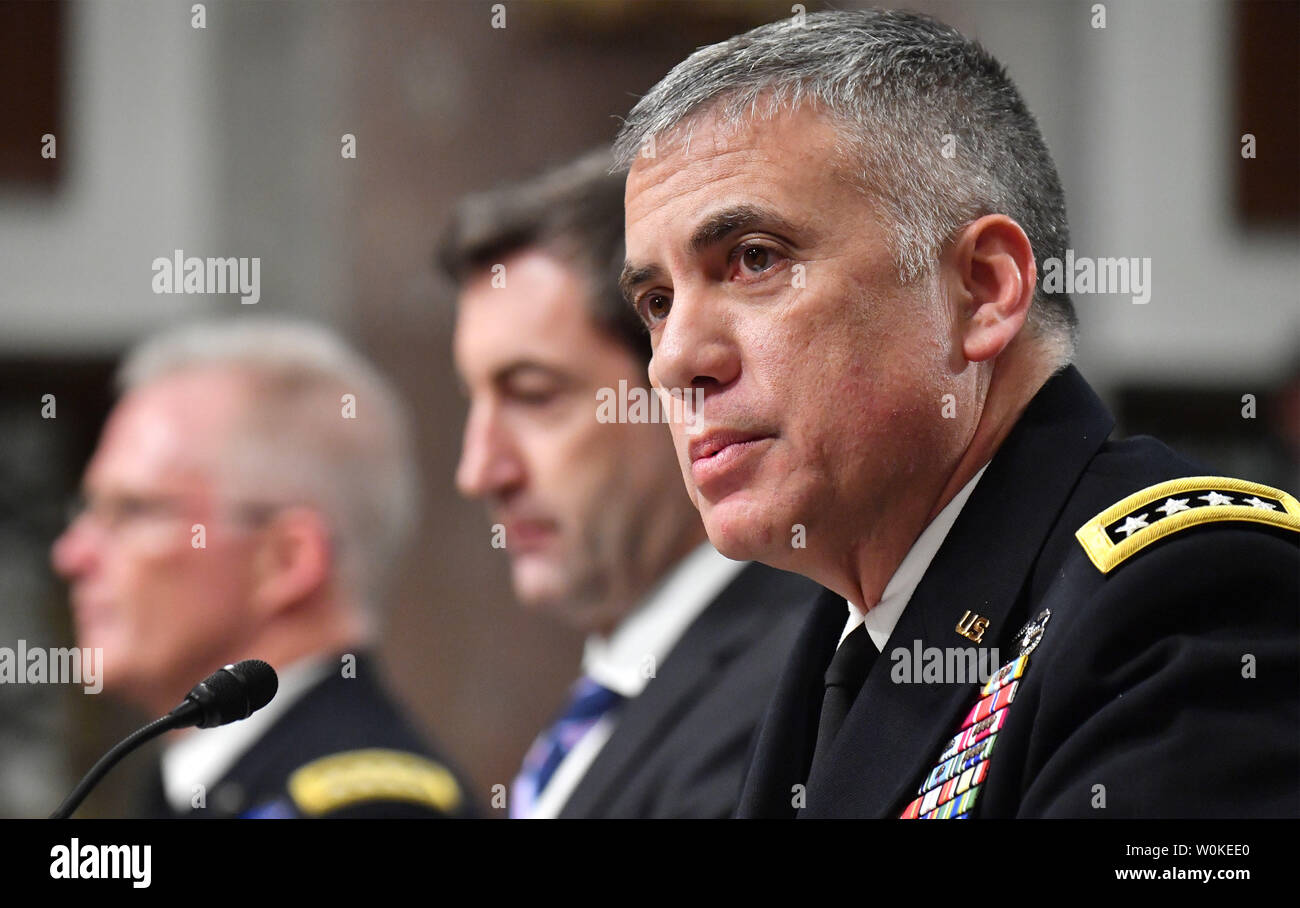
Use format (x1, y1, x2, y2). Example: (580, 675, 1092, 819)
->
(1234, 0, 1300, 225)
(0, 0, 64, 188)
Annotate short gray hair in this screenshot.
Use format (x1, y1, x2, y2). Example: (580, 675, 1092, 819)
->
(612, 8, 1076, 356)
(119, 318, 419, 610)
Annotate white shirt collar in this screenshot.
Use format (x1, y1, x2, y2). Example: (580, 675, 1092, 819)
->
(161, 654, 334, 811)
(582, 542, 746, 699)
(840, 464, 989, 651)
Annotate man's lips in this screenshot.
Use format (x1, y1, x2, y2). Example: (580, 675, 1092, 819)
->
(688, 429, 773, 463)
(688, 429, 775, 494)
(499, 518, 558, 551)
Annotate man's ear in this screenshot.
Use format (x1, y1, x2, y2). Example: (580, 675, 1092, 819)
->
(250, 506, 332, 617)
(945, 214, 1037, 364)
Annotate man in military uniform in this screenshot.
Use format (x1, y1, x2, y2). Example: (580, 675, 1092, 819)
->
(442, 150, 819, 818)
(53, 319, 471, 818)
(613, 9, 1299, 817)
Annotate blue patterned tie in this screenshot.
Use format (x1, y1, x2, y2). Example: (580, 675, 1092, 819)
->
(511, 676, 624, 818)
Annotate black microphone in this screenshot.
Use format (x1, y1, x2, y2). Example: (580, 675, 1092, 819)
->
(49, 660, 278, 819)
(167, 659, 279, 729)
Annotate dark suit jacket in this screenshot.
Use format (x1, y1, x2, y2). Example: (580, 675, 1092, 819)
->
(137, 653, 474, 818)
(556, 561, 820, 818)
(738, 365, 1299, 818)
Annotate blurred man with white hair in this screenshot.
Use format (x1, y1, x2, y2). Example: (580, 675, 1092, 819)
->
(52, 318, 471, 818)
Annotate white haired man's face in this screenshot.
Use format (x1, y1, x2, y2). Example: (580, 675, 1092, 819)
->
(454, 248, 701, 635)
(622, 106, 968, 577)
(51, 371, 266, 713)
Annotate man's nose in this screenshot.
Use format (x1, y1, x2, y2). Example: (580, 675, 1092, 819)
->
(51, 517, 98, 580)
(649, 288, 741, 397)
(455, 404, 525, 500)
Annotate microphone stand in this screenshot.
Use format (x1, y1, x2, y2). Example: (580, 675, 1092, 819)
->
(49, 705, 197, 819)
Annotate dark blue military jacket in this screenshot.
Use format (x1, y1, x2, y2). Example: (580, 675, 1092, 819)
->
(137, 653, 474, 818)
(738, 365, 1299, 818)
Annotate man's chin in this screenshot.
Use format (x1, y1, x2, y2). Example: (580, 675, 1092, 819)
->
(508, 556, 619, 633)
(76, 632, 122, 679)
(510, 557, 575, 611)
(700, 496, 786, 564)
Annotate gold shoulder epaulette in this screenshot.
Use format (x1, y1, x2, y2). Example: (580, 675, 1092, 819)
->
(1075, 476, 1300, 574)
(288, 748, 462, 816)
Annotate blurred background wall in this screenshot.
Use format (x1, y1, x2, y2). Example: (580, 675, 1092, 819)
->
(0, 0, 1295, 816)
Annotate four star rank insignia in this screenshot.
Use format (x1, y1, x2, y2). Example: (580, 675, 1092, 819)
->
(1075, 476, 1299, 574)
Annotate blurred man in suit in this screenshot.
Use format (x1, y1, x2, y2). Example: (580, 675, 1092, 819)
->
(52, 319, 471, 818)
(442, 149, 819, 818)
(614, 9, 1298, 817)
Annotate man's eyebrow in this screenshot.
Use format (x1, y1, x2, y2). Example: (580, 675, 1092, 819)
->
(688, 205, 800, 254)
(619, 263, 661, 307)
(492, 360, 569, 388)
(620, 205, 805, 307)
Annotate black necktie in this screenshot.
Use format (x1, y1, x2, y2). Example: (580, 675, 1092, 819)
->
(808, 624, 878, 781)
